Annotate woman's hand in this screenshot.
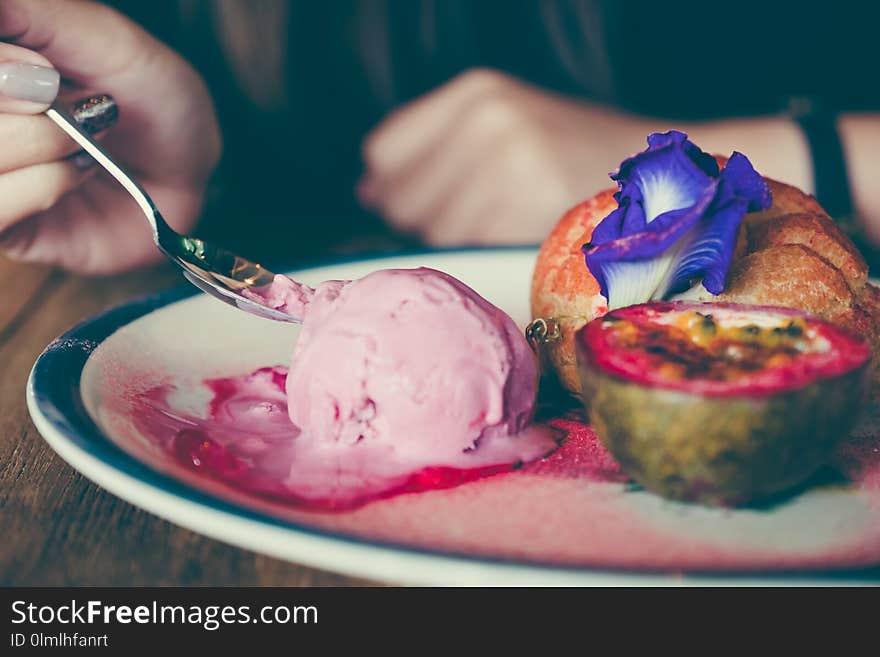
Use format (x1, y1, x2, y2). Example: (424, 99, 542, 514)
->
(358, 68, 653, 246)
(359, 68, 822, 247)
(0, 0, 221, 274)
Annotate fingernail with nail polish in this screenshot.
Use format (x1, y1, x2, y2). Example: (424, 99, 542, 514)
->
(71, 151, 96, 171)
(0, 62, 59, 104)
(72, 94, 119, 134)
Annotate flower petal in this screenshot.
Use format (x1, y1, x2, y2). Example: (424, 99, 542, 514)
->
(611, 131, 716, 225)
(588, 202, 632, 244)
(584, 183, 717, 306)
(583, 132, 772, 310)
(659, 199, 747, 296)
(645, 131, 720, 177)
(720, 151, 773, 212)
(598, 255, 676, 310)
(659, 152, 770, 295)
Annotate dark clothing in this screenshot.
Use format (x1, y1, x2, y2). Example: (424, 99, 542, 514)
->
(112, 0, 880, 262)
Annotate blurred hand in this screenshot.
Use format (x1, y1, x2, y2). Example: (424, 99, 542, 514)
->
(0, 0, 220, 274)
(358, 68, 652, 246)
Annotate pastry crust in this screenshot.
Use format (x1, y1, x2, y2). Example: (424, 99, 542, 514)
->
(746, 213, 867, 291)
(716, 244, 857, 324)
(746, 179, 827, 226)
(530, 191, 615, 393)
(531, 171, 877, 396)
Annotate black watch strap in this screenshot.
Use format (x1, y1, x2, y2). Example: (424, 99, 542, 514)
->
(788, 96, 854, 219)
(789, 97, 880, 272)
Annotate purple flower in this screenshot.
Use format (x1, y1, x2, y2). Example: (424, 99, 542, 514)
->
(582, 131, 771, 310)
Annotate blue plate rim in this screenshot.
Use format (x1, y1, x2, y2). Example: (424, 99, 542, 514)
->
(26, 245, 880, 584)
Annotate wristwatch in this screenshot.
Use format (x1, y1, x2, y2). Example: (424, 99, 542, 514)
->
(788, 95, 853, 218)
(789, 96, 880, 272)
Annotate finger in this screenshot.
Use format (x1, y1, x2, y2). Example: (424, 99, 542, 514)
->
(0, 41, 58, 112)
(362, 68, 514, 177)
(422, 189, 510, 247)
(0, 193, 157, 274)
(0, 177, 199, 274)
(0, 159, 92, 232)
(422, 142, 563, 246)
(362, 104, 519, 230)
(0, 0, 208, 173)
(0, 93, 116, 173)
(0, 114, 80, 172)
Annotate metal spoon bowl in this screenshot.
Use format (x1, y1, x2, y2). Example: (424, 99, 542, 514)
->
(46, 103, 301, 324)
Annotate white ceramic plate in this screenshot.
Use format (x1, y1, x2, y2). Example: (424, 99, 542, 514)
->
(28, 248, 880, 585)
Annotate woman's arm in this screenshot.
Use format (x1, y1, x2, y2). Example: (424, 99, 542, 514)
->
(686, 113, 880, 246)
(682, 116, 813, 198)
(360, 68, 880, 246)
(840, 114, 880, 243)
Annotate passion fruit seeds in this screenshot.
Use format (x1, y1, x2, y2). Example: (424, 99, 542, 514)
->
(576, 301, 871, 505)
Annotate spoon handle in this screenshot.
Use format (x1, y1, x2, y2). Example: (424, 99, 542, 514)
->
(45, 103, 163, 241)
(46, 103, 298, 323)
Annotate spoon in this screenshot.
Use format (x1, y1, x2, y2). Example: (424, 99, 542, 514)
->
(45, 102, 301, 324)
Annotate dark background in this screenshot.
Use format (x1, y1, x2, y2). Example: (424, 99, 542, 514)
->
(108, 0, 880, 264)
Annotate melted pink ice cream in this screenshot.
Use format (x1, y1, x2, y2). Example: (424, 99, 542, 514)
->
(133, 366, 559, 510)
(115, 269, 880, 567)
(221, 267, 554, 503)
(125, 369, 880, 571)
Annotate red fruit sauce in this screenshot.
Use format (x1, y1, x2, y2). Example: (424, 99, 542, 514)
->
(128, 367, 626, 512)
(118, 366, 880, 570)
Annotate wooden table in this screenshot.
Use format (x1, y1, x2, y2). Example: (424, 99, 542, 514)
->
(0, 256, 376, 586)
(6, 255, 878, 587)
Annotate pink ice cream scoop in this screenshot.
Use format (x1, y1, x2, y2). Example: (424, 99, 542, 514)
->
(244, 268, 553, 481)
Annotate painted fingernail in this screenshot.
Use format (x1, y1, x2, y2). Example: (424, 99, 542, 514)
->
(0, 62, 59, 104)
(71, 94, 119, 134)
(71, 151, 96, 170)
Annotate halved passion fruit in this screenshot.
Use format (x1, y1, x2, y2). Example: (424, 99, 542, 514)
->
(575, 301, 871, 505)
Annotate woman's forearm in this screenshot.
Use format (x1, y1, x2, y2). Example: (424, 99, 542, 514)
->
(840, 114, 880, 242)
(681, 116, 814, 195)
(681, 113, 880, 244)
